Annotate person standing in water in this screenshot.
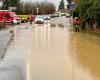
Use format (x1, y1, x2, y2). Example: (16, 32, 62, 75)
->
(74, 17, 80, 32)
(29, 14, 35, 24)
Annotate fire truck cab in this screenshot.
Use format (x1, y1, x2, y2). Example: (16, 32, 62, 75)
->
(0, 10, 21, 24)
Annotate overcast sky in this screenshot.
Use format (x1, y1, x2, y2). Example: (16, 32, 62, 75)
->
(21, 0, 68, 9)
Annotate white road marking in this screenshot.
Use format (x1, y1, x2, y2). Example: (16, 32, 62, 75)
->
(26, 50, 32, 80)
(26, 62, 31, 80)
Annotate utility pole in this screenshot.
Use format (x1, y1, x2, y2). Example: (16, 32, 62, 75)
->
(36, 7, 39, 15)
(40, 0, 42, 14)
(32, 10, 33, 14)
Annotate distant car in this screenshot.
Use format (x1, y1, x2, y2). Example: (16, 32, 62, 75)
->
(61, 13, 66, 16)
(44, 15, 50, 20)
(54, 13, 59, 17)
(35, 15, 44, 24)
(50, 14, 59, 18)
(66, 13, 70, 18)
(50, 14, 55, 18)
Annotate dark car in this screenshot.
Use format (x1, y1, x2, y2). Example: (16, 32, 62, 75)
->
(44, 15, 50, 20)
(50, 14, 55, 18)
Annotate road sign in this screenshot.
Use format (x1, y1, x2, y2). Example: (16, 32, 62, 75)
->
(70, 2, 75, 9)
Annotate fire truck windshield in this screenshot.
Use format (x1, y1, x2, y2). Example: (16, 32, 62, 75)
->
(10, 13, 17, 17)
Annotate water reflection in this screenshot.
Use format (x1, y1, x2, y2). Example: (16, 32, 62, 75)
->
(31, 23, 95, 80)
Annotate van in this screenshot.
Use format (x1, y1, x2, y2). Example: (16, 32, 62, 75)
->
(0, 10, 21, 24)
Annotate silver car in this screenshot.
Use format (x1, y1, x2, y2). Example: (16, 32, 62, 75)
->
(35, 15, 44, 24)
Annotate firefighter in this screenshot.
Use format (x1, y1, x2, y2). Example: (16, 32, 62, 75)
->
(29, 15, 33, 24)
(74, 17, 80, 32)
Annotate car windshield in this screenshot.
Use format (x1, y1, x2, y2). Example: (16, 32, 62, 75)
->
(36, 16, 44, 19)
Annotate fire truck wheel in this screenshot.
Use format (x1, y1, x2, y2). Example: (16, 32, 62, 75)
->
(11, 21, 14, 25)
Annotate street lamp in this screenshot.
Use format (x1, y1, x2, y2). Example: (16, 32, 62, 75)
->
(32, 10, 33, 14)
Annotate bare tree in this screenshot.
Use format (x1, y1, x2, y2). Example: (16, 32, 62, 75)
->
(16, 1, 56, 15)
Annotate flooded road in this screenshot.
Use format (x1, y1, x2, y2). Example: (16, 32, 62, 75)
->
(0, 17, 100, 80)
(27, 17, 100, 80)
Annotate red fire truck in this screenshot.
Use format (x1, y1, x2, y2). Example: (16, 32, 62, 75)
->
(0, 10, 21, 24)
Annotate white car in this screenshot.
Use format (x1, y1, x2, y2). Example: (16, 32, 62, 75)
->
(35, 15, 44, 24)
(13, 18, 21, 24)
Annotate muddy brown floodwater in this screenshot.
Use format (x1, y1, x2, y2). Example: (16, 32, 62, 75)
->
(69, 30, 100, 80)
(28, 18, 100, 80)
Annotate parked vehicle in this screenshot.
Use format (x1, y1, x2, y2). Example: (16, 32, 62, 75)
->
(50, 13, 59, 18)
(50, 14, 55, 18)
(0, 10, 21, 24)
(61, 13, 66, 16)
(44, 15, 50, 20)
(66, 13, 70, 18)
(54, 13, 59, 17)
(21, 17, 28, 23)
(35, 15, 44, 24)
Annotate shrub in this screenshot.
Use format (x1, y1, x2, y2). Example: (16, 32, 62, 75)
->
(74, 0, 100, 29)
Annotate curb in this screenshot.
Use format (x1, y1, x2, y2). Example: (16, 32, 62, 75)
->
(0, 30, 11, 59)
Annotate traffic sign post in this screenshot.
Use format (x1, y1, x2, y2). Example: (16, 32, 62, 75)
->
(69, 2, 75, 24)
(70, 2, 75, 17)
(70, 2, 75, 10)
(70, 2, 75, 16)
(36, 7, 39, 15)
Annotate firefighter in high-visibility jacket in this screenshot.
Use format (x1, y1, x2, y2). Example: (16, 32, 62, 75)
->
(74, 17, 80, 32)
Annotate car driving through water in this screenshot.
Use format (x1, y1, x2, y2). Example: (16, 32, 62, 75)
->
(35, 15, 44, 24)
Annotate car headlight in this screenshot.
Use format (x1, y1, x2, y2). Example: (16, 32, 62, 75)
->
(41, 20, 44, 22)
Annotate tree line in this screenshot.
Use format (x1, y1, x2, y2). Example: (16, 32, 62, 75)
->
(16, 1, 56, 15)
(1, 0, 71, 14)
(1, 0, 56, 15)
